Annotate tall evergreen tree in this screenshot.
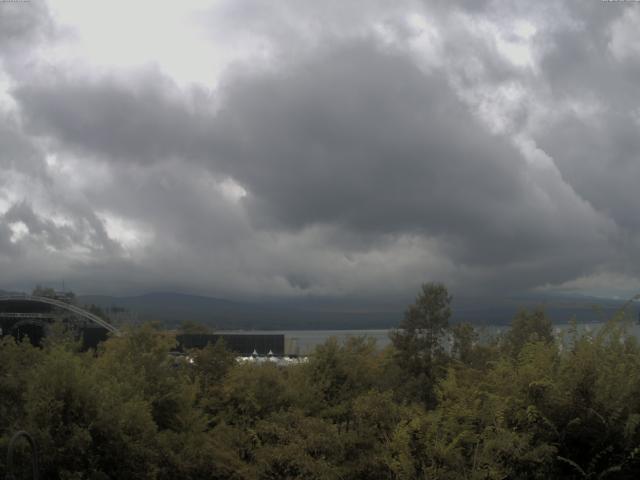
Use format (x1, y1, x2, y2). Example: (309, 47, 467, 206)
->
(390, 282, 452, 406)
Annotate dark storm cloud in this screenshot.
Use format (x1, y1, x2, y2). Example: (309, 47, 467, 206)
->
(14, 70, 214, 164)
(537, 114, 640, 230)
(499, 1, 640, 294)
(13, 38, 616, 296)
(1, 0, 638, 298)
(211, 43, 607, 264)
(214, 42, 523, 234)
(527, 3, 640, 236)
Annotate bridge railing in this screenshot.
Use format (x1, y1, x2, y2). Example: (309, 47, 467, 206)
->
(0, 295, 120, 335)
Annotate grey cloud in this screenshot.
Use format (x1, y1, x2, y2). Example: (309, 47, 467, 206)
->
(0, 0, 57, 81)
(1, 0, 637, 300)
(213, 44, 614, 275)
(1, 201, 120, 255)
(0, 117, 44, 176)
(0, 1, 52, 48)
(13, 39, 617, 297)
(4, 201, 75, 251)
(529, 3, 640, 235)
(14, 70, 214, 164)
(214, 44, 524, 236)
(86, 162, 253, 250)
(0, 221, 18, 258)
(536, 113, 640, 229)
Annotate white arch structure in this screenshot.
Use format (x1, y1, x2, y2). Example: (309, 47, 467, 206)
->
(0, 294, 120, 335)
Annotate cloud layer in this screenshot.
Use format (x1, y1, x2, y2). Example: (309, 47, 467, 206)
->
(1, 0, 638, 301)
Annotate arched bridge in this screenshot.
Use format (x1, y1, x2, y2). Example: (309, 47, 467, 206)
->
(0, 294, 120, 335)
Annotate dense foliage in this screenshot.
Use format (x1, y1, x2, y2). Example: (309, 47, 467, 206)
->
(2, 283, 640, 479)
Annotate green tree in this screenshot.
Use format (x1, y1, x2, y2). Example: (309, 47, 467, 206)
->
(250, 410, 343, 480)
(299, 337, 383, 426)
(0, 336, 44, 475)
(451, 322, 477, 365)
(94, 324, 196, 431)
(180, 320, 213, 334)
(23, 345, 159, 479)
(192, 338, 236, 388)
(192, 338, 237, 418)
(390, 282, 452, 406)
(219, 363, 293, 428)
(502, 308, 554, 358)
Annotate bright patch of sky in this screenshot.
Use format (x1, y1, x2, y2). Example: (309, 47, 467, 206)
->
(46, 0, 211, 85)
(218, 178, 247, 203)
(8, 221, 28, 243)
(500, 19, 538, 68)
(0, 69, 17, 113)
(45, 0, 269, 88)
(98, 211, 153, 251)
(537, 272, 640, 300)
(0, 193, 10, 216)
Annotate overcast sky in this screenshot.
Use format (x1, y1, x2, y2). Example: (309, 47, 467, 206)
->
(0, 0, 639, 302)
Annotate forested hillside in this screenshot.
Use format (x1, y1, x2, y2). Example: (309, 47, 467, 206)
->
(2, 284, 640, 479)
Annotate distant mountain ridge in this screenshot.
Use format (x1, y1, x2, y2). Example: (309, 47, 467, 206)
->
(78, 292, 402, 330)
(76, 291, 639, 330)
(0, 288, 636, 329)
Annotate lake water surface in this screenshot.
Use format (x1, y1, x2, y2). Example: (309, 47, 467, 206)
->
(223, 321, 640, 355)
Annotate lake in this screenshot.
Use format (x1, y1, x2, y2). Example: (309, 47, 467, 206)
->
(223, 320, 640, 355)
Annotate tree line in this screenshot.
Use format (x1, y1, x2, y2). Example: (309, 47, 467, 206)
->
(1, 283, 640, 479)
